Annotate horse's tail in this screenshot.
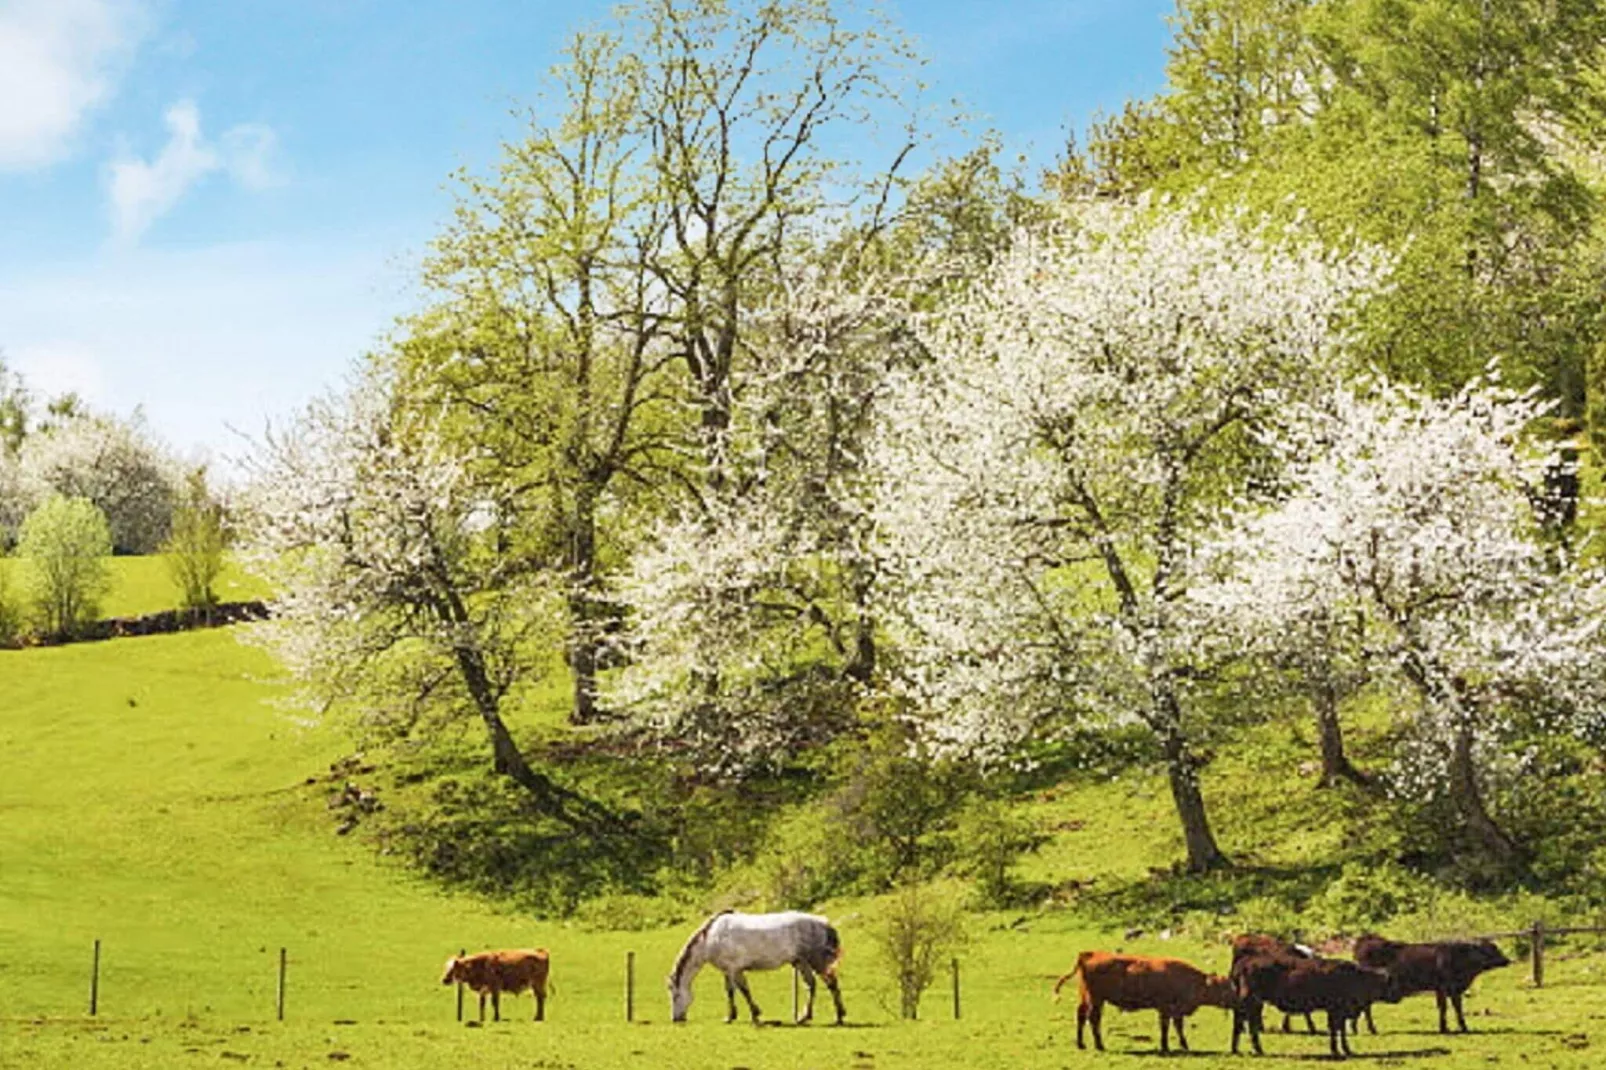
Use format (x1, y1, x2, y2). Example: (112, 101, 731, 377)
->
(822, 923, 844, 979)
(1052, 951, 1093, 1002)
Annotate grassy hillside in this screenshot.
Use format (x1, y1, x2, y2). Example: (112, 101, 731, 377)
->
(2, 563, 1604, 1066)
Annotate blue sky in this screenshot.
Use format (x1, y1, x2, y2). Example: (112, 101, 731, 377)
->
(0, 0, 1174, 468)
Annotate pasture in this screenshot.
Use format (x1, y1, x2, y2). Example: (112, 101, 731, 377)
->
(1, 583, 1603, 1067)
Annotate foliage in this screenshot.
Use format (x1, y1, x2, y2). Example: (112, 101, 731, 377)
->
(17, 495, 112, 638)
(15, 410, 180, 554)
(241, 366, 614, 830)
(953, 797, 1046, 908)
(1190, 376, 1606, 875)
(163, 467, 228, 615)
(871, 196, 1388, 870)
(0, 548, 19, 644)
(867, 881, 967, 1020)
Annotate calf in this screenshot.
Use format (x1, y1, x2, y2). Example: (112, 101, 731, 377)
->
(1054, 951, 1236, 1054)
(1232, 952, 1398, 1059)
(441, 948, 551, 1022)
(1231, 934, 1318, 1034)
(1353, 934, 1509, 1034)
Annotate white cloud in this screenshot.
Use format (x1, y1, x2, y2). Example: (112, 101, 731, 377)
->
(107, 100, 219, 243)
(0, 0, 145, 171)
(107, 100, 284, 243)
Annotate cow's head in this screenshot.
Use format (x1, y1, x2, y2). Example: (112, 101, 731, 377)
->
(1472, 940, 1511, 972)
(1203, 973, 1239, 1011)
(441, 957, 463, 986)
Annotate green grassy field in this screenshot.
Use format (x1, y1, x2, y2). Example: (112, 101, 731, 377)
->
(2, 563, 1604, 1067)
(0, 553, 269, 622)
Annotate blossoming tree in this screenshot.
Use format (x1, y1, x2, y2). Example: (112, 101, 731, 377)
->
(872, 200, 1388, 871)
(242, 369, 618, 830)
(1190, 377, 1606, 870)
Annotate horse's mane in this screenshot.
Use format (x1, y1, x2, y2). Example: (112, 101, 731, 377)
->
(670, 909, 734, 988)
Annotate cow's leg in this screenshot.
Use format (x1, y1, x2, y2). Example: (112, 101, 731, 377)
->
(733, 972, 761, 1024)
(1174, 1013, 1189, 1052)
(1326, 1009, 1347, 1058)
(821, 970, 846, 1025)
(533, 985, 545, 1022)
(1078, 999, 1090, 1050)
(1231, 1009, 1243, 1055)
(1364, 1004, 1377, 1035)
(1435, 989, 1449, 1034)
(1248, 1003, 1265, 1056)
(1088, 1000, 1105, 1052)
(1305, 1012, 1317, 1034)
(491, 988, 502, 1023)
(477, 990, 488, 1023)
(1451, 990, 1469, 1033)
(794, 963, 817, 1024)
(1158, 1011, 1170, 1054)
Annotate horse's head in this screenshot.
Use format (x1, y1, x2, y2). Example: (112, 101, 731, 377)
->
(668, 973, 694, 1021)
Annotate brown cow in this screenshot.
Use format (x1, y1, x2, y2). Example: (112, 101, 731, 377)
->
(1231, 934, 1318, 1034)
(1054, 951, 1236, 1054)
(1353, 934, 1510, 1034)
(1232, 951, 1399, 1059)
(441, 949, 551, 1022)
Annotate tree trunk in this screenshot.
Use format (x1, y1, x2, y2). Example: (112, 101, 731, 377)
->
(566, 486, 603, 725)
(1448, 721, 1527, 871)
(1154, 690, 1231, 872)
(1313, 673, 1369, 789)
(452, 643, 622, 833)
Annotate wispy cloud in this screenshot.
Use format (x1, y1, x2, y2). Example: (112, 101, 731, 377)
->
(107, 100, 284, 243)
(0, 0, 147, 171)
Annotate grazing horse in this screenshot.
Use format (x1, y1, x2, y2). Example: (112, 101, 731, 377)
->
(667, 910, 845, 1024)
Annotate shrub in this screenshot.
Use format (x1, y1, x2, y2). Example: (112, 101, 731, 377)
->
(0, 555, 19, 643)
(868, 881, 968, 1020)
(164, 468, 228, 615)
(954, 797, 1045, 908)
(18, 496, 112, 637)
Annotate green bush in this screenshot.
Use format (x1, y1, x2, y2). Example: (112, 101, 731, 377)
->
(867, 881, 968, 1020)
(18, 495, 112, 637)
(953, 797, 1045, 908)
(0, 556, 20, 643)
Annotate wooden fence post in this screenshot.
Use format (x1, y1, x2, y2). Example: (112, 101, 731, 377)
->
(456, 947, 466, 1022)
(952, 957, 961, 1020)
(626, 951, 635, 1022)
(89, 939, 100, 1016)
(1531, 921, 1545, 988)
(275, 947, 287, 1021)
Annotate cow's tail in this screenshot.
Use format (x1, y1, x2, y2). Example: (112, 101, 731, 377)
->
(1052, 951, 1094, 1002)
(822, 924, 844, 979)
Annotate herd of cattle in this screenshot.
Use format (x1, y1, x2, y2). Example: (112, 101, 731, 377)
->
(437, 926, 1515, 1060)
(1058, 933, 1513, 1058)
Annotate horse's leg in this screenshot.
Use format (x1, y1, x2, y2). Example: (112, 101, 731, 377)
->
(822, 969, 846, 1025)
(795, 963, 817, 1024)
(724, 973, 738, 1023)
(734, 971, 761, 1024)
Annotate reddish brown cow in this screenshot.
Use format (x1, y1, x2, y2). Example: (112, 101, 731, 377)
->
(1353, 934, 1510, 1034)
(441, 949, 551, 1022)
(1054, 951, 1236, 1054)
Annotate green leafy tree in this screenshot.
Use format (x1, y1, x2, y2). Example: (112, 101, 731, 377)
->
(163, 467, 227, 617)
(18, 495, 112, 638)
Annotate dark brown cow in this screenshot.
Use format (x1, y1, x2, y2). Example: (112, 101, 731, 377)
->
(441, 949, 551, 1022)
(1232, 952, 1399, 1059)
(1231, 934, 1317, 1034)
(1353, 934, 1510, 1034)
(1054, 951, 1236, 1054)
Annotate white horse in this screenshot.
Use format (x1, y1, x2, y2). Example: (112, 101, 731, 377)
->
(667, 910, 845, 1024)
